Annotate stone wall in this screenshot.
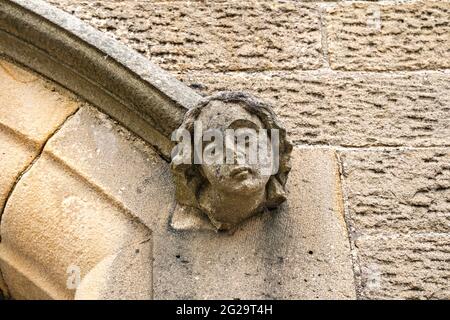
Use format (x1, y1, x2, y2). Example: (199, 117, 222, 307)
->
(40, 0, 450, 299)
(0, 59, 355, 299)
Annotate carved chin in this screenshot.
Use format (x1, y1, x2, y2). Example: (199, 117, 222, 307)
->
(217, 177, 268, 195)
(200, 186, 266, 231)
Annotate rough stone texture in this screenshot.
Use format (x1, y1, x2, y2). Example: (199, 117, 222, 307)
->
(160, 147, 355, 299)
(33, 106, 355, 299)
(326, 1, 450, 71)
(178, 70, 450, 148)
(0, 60, 79, 144)
(1, 0, 204, 160)
(47, 0, 323, 72)
(0, 59, 79, 218)
(1, 0, 448, 300)
(75, 238, 152, 300)
(0, 130, 36, 215)
(339, 149, 450, 299)
(0, 152, 151, 299)
(0, 267, 7, 298)
(46, 106, 176, 228)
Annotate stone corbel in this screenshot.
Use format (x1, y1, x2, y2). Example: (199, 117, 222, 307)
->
(171, 92, 292, 231)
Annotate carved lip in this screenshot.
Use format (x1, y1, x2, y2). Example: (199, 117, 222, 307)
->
(230, 166, 253, 178)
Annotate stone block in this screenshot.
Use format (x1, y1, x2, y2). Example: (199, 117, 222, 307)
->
(75, 238, 152, 300)
(178, 70, 450, 148)
(0, 129, 36, 215)
(0, 60, 79, 144)
(325, 1, 450, 71)
(45, 106, 175, 229)
(0, 153, 151, 299)
(0, 59, 79, 223)
(159, 148, 355, 299)
(339, 148, 450, 299)
(48, 0, 323, 72)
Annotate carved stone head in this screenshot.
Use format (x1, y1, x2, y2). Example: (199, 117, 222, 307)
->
(171, 92, 292, 231)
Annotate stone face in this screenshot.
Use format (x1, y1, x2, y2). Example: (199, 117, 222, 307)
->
(326, 1, 450, 71)
(48, 0, 323, 72)
(171, 92, 293, 231)
(178, 71, 450, 148)
(339, 148, 450, 299)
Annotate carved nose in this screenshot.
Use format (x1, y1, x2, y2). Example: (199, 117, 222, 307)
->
(233, 146, 248, 165)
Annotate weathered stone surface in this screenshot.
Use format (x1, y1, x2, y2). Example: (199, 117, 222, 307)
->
(1, 0, 204, 159)
(178, 70, 450, 148)
(0, 60, 151, 299)
(159, 147, 355, 299)
(75, 238, 152, 300)
(356, 234, 449, 300)
(0, 129, 36, 215)
(0, 59, 80, 299)
(0, 60, 79, 144)
(325, 1, 450, 71)
(35, 106, 355, 299)
(48, 0, 323, 72)
(46, 106, 175, 229)
(339, 148, 450, 299)
(0, 58, 79, 221)
(171, 92, 293, 231)
(0, 267, 7, 298)
(0, 152, 151, 299)
(0, 105, 168, 299)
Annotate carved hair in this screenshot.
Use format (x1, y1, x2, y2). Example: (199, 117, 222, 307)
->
(171, 91, 292, 211)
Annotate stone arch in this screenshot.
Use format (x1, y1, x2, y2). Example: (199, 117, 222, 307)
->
(0, 0, 200, 299)
(0, 0, 357, 300)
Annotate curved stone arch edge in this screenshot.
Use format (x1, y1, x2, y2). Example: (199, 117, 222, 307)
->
(0, 0, 175, 298)
(0, 0, 203, 160)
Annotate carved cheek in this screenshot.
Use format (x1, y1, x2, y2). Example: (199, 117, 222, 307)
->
(201, 163, 225, 187)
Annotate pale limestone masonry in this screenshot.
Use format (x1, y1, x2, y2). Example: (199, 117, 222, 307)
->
(40, 105, 356, 299)
(42, 0, 450, 300)
(0, 59, 79, 297)
(0, 53, 355, 298)
(47, 0, 323, 72)
(0, 63, 153, 299)
(0, 60, 79, 218)
(339, 149, 450, 299)
(326, 1, 450, 71)
(0, 87, 355, 298)
(0, 0, 448, 300)
(177, 71, 450, 148)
